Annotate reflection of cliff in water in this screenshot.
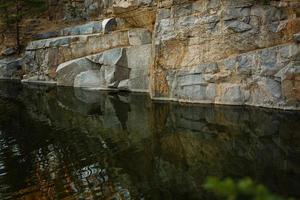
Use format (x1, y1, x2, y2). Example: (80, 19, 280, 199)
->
(0, 81, 299, 199)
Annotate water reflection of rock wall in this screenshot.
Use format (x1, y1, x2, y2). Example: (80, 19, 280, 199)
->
(0, 82, 299, 199)
(151, 102, 300, 197)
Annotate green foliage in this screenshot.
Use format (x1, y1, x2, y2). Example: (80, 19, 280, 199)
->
(203, 177, 293, 200)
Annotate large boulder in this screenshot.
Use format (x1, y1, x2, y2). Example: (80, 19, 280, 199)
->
(56, 57, 101, 86)
(56, 44, 152, 92)
(56, 47, 130, 88)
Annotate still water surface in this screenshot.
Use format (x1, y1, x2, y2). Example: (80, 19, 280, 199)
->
(0, 81, 299, 200)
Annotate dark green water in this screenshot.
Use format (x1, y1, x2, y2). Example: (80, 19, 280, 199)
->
(0, 81, 299, 200)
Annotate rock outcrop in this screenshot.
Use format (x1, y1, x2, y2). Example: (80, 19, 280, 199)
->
(0, 0, 299, 110)
(56, 45, 151, 91)
(22, 18, 152, 92)
(151, 0, 300, 109)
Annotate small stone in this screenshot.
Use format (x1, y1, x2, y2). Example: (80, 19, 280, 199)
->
(236, 54, 254, 75)
(224, 20, 252, 32)
(197, 15, 220, 25)
(224, 57, 237, 71)
(257, 78, 282, 99)
(196, 63, 219, 74)
(118, 79, 129, 90)
(259, 48, 278, 76)
(172, 3, 193, 17)
(223, 7, 250, 21)
(177, 16, 198, 27)
(1, 48, 15, 56)
(221, 84, 244, 103)
(275, 63, 300, 81)
(157, 8, 171, 20)
(206, 0, 220, 9)
(34, 31, 58, 40)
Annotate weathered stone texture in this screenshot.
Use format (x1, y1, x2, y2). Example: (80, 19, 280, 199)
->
(1, 0, 299, 110)
(157, 43, 300, 108)
(151, 0, 300, 109)
(24, 25, 152, 81)
(56, 44, 151, 92)
(60, 21, 102, 36)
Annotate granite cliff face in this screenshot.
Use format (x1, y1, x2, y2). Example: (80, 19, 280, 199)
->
(1, 0, 300, 109)
(151, 0, 300, 109)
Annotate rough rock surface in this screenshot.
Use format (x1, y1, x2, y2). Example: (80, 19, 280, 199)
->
(74, 70, 103, 88)
(160, 43, 300, 108)
(1, 48, 16, 56)
(60, 21, 102, 36)
(150, 0, 300, 109)
(23, 24, 151, 82)
(1, 0, 300, 110)
(57, 44, 151, 92)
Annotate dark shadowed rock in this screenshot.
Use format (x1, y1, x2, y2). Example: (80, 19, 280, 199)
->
(0, 57, 23, 79)
(294, 33, 300, 43)
(34, 31, 59, 40)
